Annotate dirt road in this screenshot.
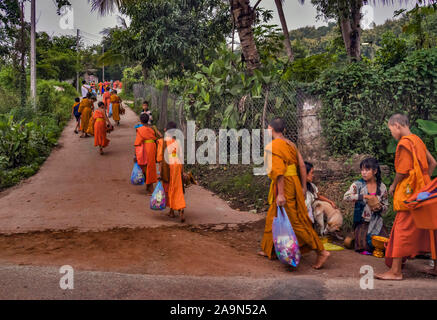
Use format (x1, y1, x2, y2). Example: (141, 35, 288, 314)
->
(0, 105, 435, 300)
(0, 106, 261, 234)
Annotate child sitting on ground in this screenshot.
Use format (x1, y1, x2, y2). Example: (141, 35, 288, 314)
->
(72, 97, 81, 134)
(305, 162, 343, 240)
(343, 157, 389, 255)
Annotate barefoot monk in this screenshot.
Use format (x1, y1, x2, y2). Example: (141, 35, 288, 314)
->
(259, 118, 330, 270)
(376, 114, 437, 280)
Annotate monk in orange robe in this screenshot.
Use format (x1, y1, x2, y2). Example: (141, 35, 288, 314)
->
(159, 122, 186, 223)
(103, 87, 111, 113)
(259, 118, 330, 269)
(110, 90, 122, 125)
(135, 113, 158, 194)
(79, 93, 93, 138)
(376, 114, 437, 280)
(94, 102, 113, 155)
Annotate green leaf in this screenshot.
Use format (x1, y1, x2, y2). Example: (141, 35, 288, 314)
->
(387, 138, 398, 154)
(417, 119, 437, 136)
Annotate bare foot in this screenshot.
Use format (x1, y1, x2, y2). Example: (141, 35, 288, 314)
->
(180, 210, 185, 223)
(375, 271, 403, 281)
(167, 210, 176, 218)
(257, 251, 268, 257)
(312, 250, 330, 270)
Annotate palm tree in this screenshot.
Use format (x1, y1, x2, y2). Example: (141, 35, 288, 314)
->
(229, 0, 261, 71)
(307, 0, 437, 61)
(88, 0, 129, 15)
(274, 0, 294, 61)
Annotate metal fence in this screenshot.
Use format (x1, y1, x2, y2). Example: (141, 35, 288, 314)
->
(132, 81, 306, 146)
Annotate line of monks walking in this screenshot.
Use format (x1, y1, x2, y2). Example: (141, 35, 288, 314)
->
(71, 94, 187, 223)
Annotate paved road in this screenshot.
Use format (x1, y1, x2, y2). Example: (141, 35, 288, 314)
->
(1, 264, 436, 300)
(0, 105, 262, 235)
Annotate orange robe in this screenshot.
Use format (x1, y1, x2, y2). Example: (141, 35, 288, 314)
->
(385, 134, 437, 266)
(261, 139, 324, 259)
(103, 92, 111, 112)
(79, 98, 93, 132)
(93, 109, 110, 148)
(86, 112, 95, 136)
(134, 126, 158, 185)
(165, 138, 186, 211)
(110, 94, 121, 121)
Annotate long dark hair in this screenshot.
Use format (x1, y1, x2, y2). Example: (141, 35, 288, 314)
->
(360, 157, 382, 195)
(305, 161, 314, 194)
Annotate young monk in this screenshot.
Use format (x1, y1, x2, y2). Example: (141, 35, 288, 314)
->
(94, 102, 113, 155)
(375, 114, 437, 280)
(71, 97, 81, 134)
(86, 97, 97, 136)
(259, 118, 330, 270)
(159, 121, 186, 223)
(134, 113, 158, 194)
(110, 90, 122, 126)
(78, 93, 93, 138)
(103, 87, 111, 113)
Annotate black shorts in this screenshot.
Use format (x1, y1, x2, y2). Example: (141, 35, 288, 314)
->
(75, 115, 81, 122)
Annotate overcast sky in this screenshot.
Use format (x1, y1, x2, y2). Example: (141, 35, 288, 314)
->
(26, 0, 419, 46)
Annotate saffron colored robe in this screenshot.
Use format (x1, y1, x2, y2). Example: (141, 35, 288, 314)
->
(385, 134, 437, 266)
(164, 138, 186, 211)
(93, 109, 110, 148)
(103, 91, 111, 112)
(79, 98, 93, 132)
(134, 126, 158, 185)
(110, 94, 121, 121)
(261, 138, 324, 259)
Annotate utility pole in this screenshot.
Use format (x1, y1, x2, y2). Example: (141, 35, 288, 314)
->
(102, 45, 105, 82)
(19, 0, 26, 108)
(30, 0, 36, 107)
(76, 29, 80, 93)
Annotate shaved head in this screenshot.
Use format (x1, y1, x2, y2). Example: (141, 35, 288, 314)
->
(388, 113, 410, 127)
(269, 117, 285, 133)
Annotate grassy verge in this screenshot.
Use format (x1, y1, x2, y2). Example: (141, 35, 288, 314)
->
(0, 80, 77, 191)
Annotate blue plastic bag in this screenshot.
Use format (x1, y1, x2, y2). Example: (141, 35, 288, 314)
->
(131, 162, 145, 185)
(150, 181, 166, 211)
(109, 103, 113, 117)
(272, 206, 301, 267)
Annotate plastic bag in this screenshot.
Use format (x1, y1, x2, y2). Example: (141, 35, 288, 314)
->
(109, 103, 113, 117)
(272, 206, 301, 267)
(150, 181, 166, 210)
(131, 162, 145, 185)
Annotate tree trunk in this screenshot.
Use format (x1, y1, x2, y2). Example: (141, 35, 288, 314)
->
(274, 0, 294, 61)
(338, 0, 363, 62)
(160, 84, 169, 130)
(230, 0, 260, 72)
(349, 0, 363, 61)
(141, 63, 148, 83)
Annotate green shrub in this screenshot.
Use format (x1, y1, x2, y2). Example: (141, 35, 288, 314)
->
(313, 47, 437, 164)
